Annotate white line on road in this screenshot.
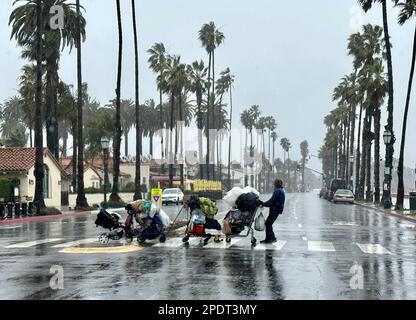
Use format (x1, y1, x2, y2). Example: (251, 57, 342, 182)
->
(5, 238, 62, 248)
(152, 237, 200, 248)
(356, 243, 393, 255)
(253, 240, 287, 251)
(52, 238, 98, 248)
(302, 236, 308, 241)
(202, 238, 243, 249)
(298, 223, 302, 228)
(307, 241, 336, 252)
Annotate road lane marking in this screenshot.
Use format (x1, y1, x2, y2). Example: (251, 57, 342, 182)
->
(253, 240, 287, 251)
(152, 237, 200, 248)
(202, 238, 243, 249)
(302, 236, 308, 241)
(52, 238, 98, 248)
(356, 243, 393, 255)
(60, 243, 143, 254)
(307, 241, 336, 252)
(298, 223, 302, 228)
(5, 238, 62, 248)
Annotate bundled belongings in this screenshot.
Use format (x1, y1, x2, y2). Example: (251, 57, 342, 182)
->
(223, 186, 260, 207)
(95, 199, 168, 245)
(95, 209, 122, 230)
(183, 196, 222, 244)
(199, 197, 218, 217)
(235, 192, 260, 212)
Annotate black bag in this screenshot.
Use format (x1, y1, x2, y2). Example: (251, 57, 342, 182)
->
(95, 209, 120, 230)
(186, 195, 200, 212)
(235, 192, 259, 212)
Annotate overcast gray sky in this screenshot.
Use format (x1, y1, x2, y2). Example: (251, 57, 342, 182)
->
(1, 0, 415, 173)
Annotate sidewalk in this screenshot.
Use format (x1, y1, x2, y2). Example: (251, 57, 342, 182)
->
(0, 209, 91, 225)
(355, 201, 416, 223)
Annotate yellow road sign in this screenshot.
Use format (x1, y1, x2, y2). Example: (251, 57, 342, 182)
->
(151, 188, 163, 203)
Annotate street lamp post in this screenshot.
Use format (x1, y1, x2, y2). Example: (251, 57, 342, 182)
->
(101, 137, 110, 209)
(349, 154, 355, 191)
(383, 128, 393, 209)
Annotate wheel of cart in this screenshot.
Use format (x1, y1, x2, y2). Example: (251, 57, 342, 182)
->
(182, 234, 190, 243)
(98, 233, 109, 244)
(225, 236, 231, 243)
(159, 233, 166, 243)
(250, 229, 257, 246)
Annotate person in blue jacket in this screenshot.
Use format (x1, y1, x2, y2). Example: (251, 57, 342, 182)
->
(259, 179, 285, 244)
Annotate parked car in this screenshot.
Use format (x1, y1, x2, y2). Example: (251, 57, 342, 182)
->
(327, 179, 348, 201)
(333, 189, 355, 204)
(162, 188, 184, 205)
(319, 187, 327, 198)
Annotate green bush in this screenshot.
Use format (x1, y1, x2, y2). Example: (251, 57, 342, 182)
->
(0, 177, 12, 199)
(121, 183, 147, 193)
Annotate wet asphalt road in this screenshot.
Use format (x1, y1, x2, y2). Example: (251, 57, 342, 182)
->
(1, 192, 416, 300)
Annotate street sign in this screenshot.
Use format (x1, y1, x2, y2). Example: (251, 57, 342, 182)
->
(151, 188, 162, 209)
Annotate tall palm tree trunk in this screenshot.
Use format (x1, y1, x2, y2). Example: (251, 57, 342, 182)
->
(75, 0, 89, 209)
(206, 52, 211, 180)
(124, 131, 129, 156)
(365, 111, 373, 202)
(355, 103, 363, 196)
(34, 0, 45, 209)
(179, 93, 184, 189)
(396, 25, 416, 210)
(169, 93, 175, 187)
(212, 51, 216, 180)
(359, 112, 369, 200)
(110, 0, 123, 205)
(71, 119, 77, 193)
(250, 129, 254, 187)
(374, 107, 381, 204)
(227, 88, 233, 189)
(132, 0, 142, 200)
(382, 0, 395, 204)
(197, 91, 204, 179)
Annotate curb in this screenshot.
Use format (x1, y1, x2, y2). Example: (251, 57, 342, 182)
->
(355, 202, 416, 223)
(0, 210, 91, 225)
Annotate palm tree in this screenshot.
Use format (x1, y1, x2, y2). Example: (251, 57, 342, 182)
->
(358, 0, 396, 204)
(0, 96, 26, 139)
(188, 60, 208, 179)
(396, 0, 416, 210)
(280, 138, 292, 191)
(163, 55, 184, 187)
(199, 22, 225, 179)
(240, 109, 254, 186)
(216, 68, 235, 189)
(300, 141, 309, 192)
(148, 42, 167, 166)
(9, 0, 86, 160)
(131, 0, 142, 200)
(109, 0, 123, 206)
(34, 0, 45, 209)
(74, 0, 89, 209)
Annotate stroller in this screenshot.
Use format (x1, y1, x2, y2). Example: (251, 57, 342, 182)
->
(94, 206, 167, 244)
(182, 196, 222, 246)
(223, 192, 263, 246)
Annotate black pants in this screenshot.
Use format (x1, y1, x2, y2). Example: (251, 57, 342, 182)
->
(265, 213, 279, 240)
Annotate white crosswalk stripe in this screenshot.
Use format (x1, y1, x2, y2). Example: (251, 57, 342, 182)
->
(253, 240, 287, 251)
(307, 241, 336, 252)
(356, 243, 393, 255)
(152, 237, 200, 248)
(4, 238, 62, 248)
(202, 238, 243, 249)
(52, 238, 98, 248)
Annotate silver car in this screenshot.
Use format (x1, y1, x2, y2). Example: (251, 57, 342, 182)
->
(333, 189, 355, 204)
(162, 188, 184, 205)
